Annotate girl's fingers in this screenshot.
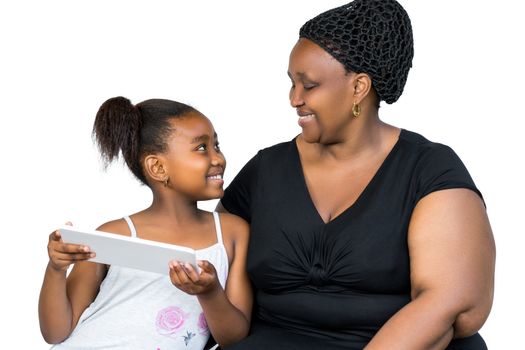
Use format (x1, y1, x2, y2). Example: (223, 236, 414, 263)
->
(197, 260, 214, 273)
(183, 263, 200, 283)
(53, 251, 95, 262)
(168, 262, 180, 284)
(63, 243, 91, 254)
(169, 261, 190, 285)
(49, 230, 62, 242)
(55, 229, 91, 253)
(49, 230, 91, 253)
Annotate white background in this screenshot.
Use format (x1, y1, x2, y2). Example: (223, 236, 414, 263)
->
(1, 0, 523, 348)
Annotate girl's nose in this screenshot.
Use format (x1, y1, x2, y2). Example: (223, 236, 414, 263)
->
(211, 151, 225, 167)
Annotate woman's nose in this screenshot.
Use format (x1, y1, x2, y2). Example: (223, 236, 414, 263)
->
(289, 88, 304, 108)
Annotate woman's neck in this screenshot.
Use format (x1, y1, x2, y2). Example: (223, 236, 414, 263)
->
(301, 118, 398, 162)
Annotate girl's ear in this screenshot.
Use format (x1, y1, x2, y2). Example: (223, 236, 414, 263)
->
(144, 155, 168, 183)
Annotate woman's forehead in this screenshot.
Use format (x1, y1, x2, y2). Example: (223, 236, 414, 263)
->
(289, 39, 346, 77)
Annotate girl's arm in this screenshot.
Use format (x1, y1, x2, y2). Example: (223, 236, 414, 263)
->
(170, 214, 252, 347)
(365, 189, 495, 350)
(38, 229, 107, 344)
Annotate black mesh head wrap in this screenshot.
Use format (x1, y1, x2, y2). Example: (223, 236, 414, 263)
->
(299, 0, 414, 104)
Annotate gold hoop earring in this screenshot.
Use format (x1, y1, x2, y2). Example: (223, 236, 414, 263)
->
(352, 102, 361, 118)
(163, 177, 169, 187)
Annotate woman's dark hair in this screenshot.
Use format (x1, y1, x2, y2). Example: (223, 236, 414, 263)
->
(92, 96, 196, 185)
(300, 0, 414, 104)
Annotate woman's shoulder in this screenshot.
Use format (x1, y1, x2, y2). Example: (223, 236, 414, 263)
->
(397, 129, 481, 200)
(257, 137, 297, 157)
(398, 129, 459, 159)
(399, 129, 449, 148)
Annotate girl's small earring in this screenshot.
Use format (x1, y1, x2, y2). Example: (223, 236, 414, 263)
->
(352, 102, 361, 118)
(163, 177, 169, 188)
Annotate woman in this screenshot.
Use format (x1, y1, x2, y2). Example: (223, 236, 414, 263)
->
(217, 0, 495, 349)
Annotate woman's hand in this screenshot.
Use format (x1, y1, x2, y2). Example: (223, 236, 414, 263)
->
(47, 229, 95, 273)
(169, 260, 221, 297)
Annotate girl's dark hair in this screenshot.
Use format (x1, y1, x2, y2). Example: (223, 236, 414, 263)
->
(92, 96, 196, 185)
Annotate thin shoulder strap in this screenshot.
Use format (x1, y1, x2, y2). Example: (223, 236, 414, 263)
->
(213, 212, 224, 245)
(123, 216, 137, 238)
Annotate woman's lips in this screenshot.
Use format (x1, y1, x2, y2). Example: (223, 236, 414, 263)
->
(298, 114, 315, 127)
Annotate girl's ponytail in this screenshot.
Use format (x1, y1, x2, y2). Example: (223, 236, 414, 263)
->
(92, 96, 144, 182)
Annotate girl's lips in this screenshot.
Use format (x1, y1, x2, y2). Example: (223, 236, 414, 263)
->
(206, 174, 223, 180)
(206, 174, 224, 185)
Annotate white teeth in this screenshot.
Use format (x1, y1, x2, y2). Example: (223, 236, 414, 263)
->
(208, 174, 223, 180)
(299, 114, 315, 119)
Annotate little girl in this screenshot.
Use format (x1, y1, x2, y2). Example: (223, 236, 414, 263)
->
(38, 97, 252, 349)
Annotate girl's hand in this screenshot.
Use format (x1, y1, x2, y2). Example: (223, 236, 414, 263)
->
(47, 229, 95, 273)
(169, 260, 220, 296)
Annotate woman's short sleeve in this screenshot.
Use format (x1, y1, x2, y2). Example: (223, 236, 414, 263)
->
(415, 144, 483, 204)
(221, 152, 261, 222)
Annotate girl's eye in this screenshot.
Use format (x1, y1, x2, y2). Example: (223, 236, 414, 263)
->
(303, 83, 317, 90)
(215, 143, 221, 152)
(197, 144, 207, 151)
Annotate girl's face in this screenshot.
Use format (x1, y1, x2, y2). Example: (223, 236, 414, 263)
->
(163, 112, 226, 201)
(288, 38, 357, 144)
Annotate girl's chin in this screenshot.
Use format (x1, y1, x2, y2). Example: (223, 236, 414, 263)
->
(203, 189, 224, 201)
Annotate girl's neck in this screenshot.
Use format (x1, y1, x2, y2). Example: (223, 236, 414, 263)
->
(145, 194, 203, 226)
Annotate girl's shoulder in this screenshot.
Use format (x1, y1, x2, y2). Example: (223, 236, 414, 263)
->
(217, 212, 249, 243)
(96, 218, 132, 237)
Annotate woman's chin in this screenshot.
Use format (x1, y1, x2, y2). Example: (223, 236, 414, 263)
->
(300, 129, 321, 144)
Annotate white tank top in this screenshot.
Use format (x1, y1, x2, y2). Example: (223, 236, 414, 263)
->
(51, 212, 229, 350)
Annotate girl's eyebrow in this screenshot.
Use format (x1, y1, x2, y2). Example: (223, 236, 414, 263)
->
(191, 132, 218, 144)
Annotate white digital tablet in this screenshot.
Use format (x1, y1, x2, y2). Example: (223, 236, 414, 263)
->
(59, 226, 197, 275)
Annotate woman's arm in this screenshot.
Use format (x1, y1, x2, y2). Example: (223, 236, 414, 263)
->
(365, 188, 495, 350)
(38, 228, 108, 343)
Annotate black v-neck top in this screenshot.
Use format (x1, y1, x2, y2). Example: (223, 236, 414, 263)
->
(222, 129, 486, 349)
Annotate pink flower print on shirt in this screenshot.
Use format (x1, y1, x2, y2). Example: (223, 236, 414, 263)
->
(197, 312, 209, 335)
(156, 306, 188, 336)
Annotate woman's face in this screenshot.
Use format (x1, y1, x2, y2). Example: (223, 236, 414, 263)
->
(288, 38, 356, 144)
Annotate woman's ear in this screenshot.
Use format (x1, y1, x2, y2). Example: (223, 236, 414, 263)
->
(144, 155, 168, 183)
(352, 73, 373, 104)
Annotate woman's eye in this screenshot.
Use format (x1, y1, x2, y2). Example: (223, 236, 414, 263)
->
(197, 144, 207, 151)
(304, 84, 317, 90)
